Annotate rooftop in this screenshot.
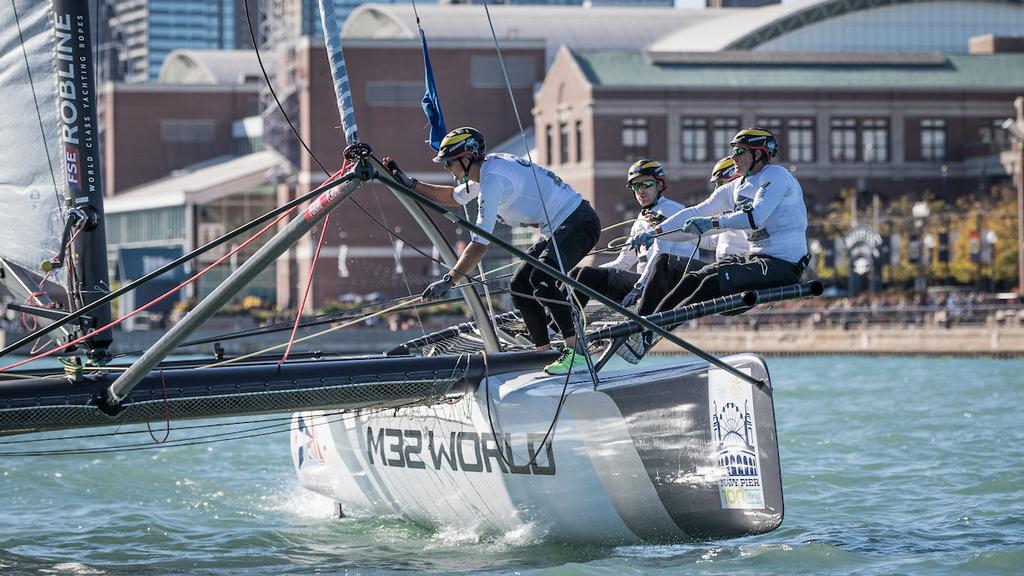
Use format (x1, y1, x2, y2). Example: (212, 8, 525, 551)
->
(571, 50, 1024, 90)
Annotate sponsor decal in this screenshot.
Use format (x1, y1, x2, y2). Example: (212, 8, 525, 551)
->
(709, 371, 765, 509)
(64, 146, 80, 190)
(303, 188, 341, 222)
(365, 427, 555, 476)
(53, 10, 99, 195)
(293, 413, 326, 468)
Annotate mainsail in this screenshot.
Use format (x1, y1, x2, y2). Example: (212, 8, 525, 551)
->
(0, 2, 65, 285)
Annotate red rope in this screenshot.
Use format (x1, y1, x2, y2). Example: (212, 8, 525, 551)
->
(1, 210, 292, 372)
(279, 161, 353, 365)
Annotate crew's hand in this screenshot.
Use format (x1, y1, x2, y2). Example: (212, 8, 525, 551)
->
(421, 277, 453, 301)
(682, 217, 714, 235)
(621, 287, 642, 308)
(629, 230, 657, 253)
(382, 156, 418, 190)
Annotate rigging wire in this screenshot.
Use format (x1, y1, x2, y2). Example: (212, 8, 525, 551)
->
(242, 0, 433, 272)
(480, 1, 599, 384)
(0, 211, 292, 373)
(0, 399, 431, 458)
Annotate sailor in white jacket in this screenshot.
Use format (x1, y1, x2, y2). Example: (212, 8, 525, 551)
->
(631, 127, 809, 315)
(570, 159, 706, 309)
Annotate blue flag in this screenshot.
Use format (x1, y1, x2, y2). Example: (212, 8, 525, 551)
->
(419, 29, 446, 151)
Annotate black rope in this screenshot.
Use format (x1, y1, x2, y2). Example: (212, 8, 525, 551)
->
(243, 0, 437, 271)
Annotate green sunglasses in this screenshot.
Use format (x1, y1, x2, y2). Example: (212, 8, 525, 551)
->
(629, 179, 657, 191)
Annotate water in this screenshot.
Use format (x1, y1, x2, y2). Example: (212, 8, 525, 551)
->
(2, 356, 1022, 575)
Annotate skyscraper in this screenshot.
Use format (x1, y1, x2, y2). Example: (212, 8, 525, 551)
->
(109, 0, 241, 83)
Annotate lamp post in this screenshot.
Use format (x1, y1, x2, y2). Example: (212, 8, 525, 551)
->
(913, 201, 930, 298)
(1001, 96, 1024, 294)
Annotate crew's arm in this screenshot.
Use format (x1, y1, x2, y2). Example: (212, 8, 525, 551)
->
(633, 240, 664, 287)
(717, 177, 789, 231)
(657, 187, 733, 240)
(412, 181, 460, 208)
(448, 242, 488, 284)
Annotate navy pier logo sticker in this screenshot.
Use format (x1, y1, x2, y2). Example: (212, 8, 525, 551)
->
(709, 371, 765, 509)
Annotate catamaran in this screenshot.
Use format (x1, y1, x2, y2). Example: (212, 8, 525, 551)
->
(0, 0, 821, 544)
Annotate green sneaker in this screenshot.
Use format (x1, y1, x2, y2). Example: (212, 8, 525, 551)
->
(544, 348, 588, 375)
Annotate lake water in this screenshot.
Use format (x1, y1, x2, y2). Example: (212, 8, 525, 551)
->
(1, 356, 1022, 575)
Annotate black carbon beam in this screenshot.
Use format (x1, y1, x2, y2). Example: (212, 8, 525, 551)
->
(370, 156, 766, 388)
(588, 281, 823, 342)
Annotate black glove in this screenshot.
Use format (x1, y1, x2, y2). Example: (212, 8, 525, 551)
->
(382, 156, 418, 190)
(421, 275, 453, 301)
(621, 287, 642, 308)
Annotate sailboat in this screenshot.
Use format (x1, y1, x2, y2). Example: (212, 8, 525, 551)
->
(0, 0, 821, 544)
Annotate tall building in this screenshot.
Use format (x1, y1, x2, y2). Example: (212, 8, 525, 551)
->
(110, 0, 241, 83)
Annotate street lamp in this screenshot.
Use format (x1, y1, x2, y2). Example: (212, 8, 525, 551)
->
(913, 201, 930, 298)
(1001, 98, 1024, 294)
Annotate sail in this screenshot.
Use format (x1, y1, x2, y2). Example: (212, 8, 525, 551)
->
(0, 1, 65, 283)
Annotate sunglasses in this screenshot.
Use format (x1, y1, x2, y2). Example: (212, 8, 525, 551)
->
(629, 179, 657, 192)
(732, 147, 750, 157)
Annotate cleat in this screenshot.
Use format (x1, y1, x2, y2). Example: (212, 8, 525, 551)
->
(544, 348, 588, 375)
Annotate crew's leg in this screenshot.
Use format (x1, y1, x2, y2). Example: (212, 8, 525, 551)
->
(535, 203, 601, 346)
(510, 240, 552, 348)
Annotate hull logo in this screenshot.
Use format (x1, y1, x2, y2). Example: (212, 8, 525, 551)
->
(709, 373, 765, 509)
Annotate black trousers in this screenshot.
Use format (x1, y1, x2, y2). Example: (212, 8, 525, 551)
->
(568, 266, 640, 308)
(655, 253, 807, 313)
(510, 201, 601, 346)
(637, 253, 710, 316)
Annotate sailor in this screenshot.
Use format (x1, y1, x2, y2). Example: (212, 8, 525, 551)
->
(628, 127, 809, 354)
(569, 159, 707, 312)
(632, 157, 739, 316)
(384, 127, 601, 375)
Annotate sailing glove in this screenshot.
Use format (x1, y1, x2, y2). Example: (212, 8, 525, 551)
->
(682, 217, 715, 235)
(382, 157, 418, 190)
(621, 287, 642, 308)
(629, 230, 657, 253)
(421, 275, 453, 301)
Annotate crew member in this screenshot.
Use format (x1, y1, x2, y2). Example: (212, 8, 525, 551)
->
(628, 127, 809, 355)
(385, 127, 601, 375)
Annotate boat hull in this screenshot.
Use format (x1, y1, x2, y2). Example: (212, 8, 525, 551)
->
(291, 354, 782, 544)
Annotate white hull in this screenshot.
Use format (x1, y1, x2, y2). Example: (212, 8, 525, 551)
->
(291, 354, 783, 544)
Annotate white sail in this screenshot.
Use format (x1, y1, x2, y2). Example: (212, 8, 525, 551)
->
(0, 1, 65, 280)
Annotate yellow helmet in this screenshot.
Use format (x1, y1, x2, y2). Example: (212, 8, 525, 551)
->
(626, 159, 666, 183)
(433, 127, 486, 164)
(710, 157, 740, 184)
(730, 127, 778, 159)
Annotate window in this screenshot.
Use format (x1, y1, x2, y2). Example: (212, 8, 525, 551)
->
(830, 118, 858, 162)
(862, 119, 889, 163)
(921, 118, 946, 161)
(160, 120, 216, 143)
(558, 123, 569, 164)
(574, 120, 583, 163)
(622, 118, 648, 161)
(680, 118, 707, 162)
(365, 82, 422, 107)
(978, 119, 1011, 154)
(712, 118, 739, 159)
(787, 119, 815, 162)
(545, 125, 553, 166)
(470, 56, 536, 88)
(755, 118, 784, 161)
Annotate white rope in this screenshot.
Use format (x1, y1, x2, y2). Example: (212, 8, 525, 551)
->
(481, 1, 598, 384)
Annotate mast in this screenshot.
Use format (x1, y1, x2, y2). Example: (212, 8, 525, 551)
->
(51, 0, 113, 355)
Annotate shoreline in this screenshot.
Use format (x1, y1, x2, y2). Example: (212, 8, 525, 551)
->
(5, 325, 1024, 359)
(649, 325, 1024, 358)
